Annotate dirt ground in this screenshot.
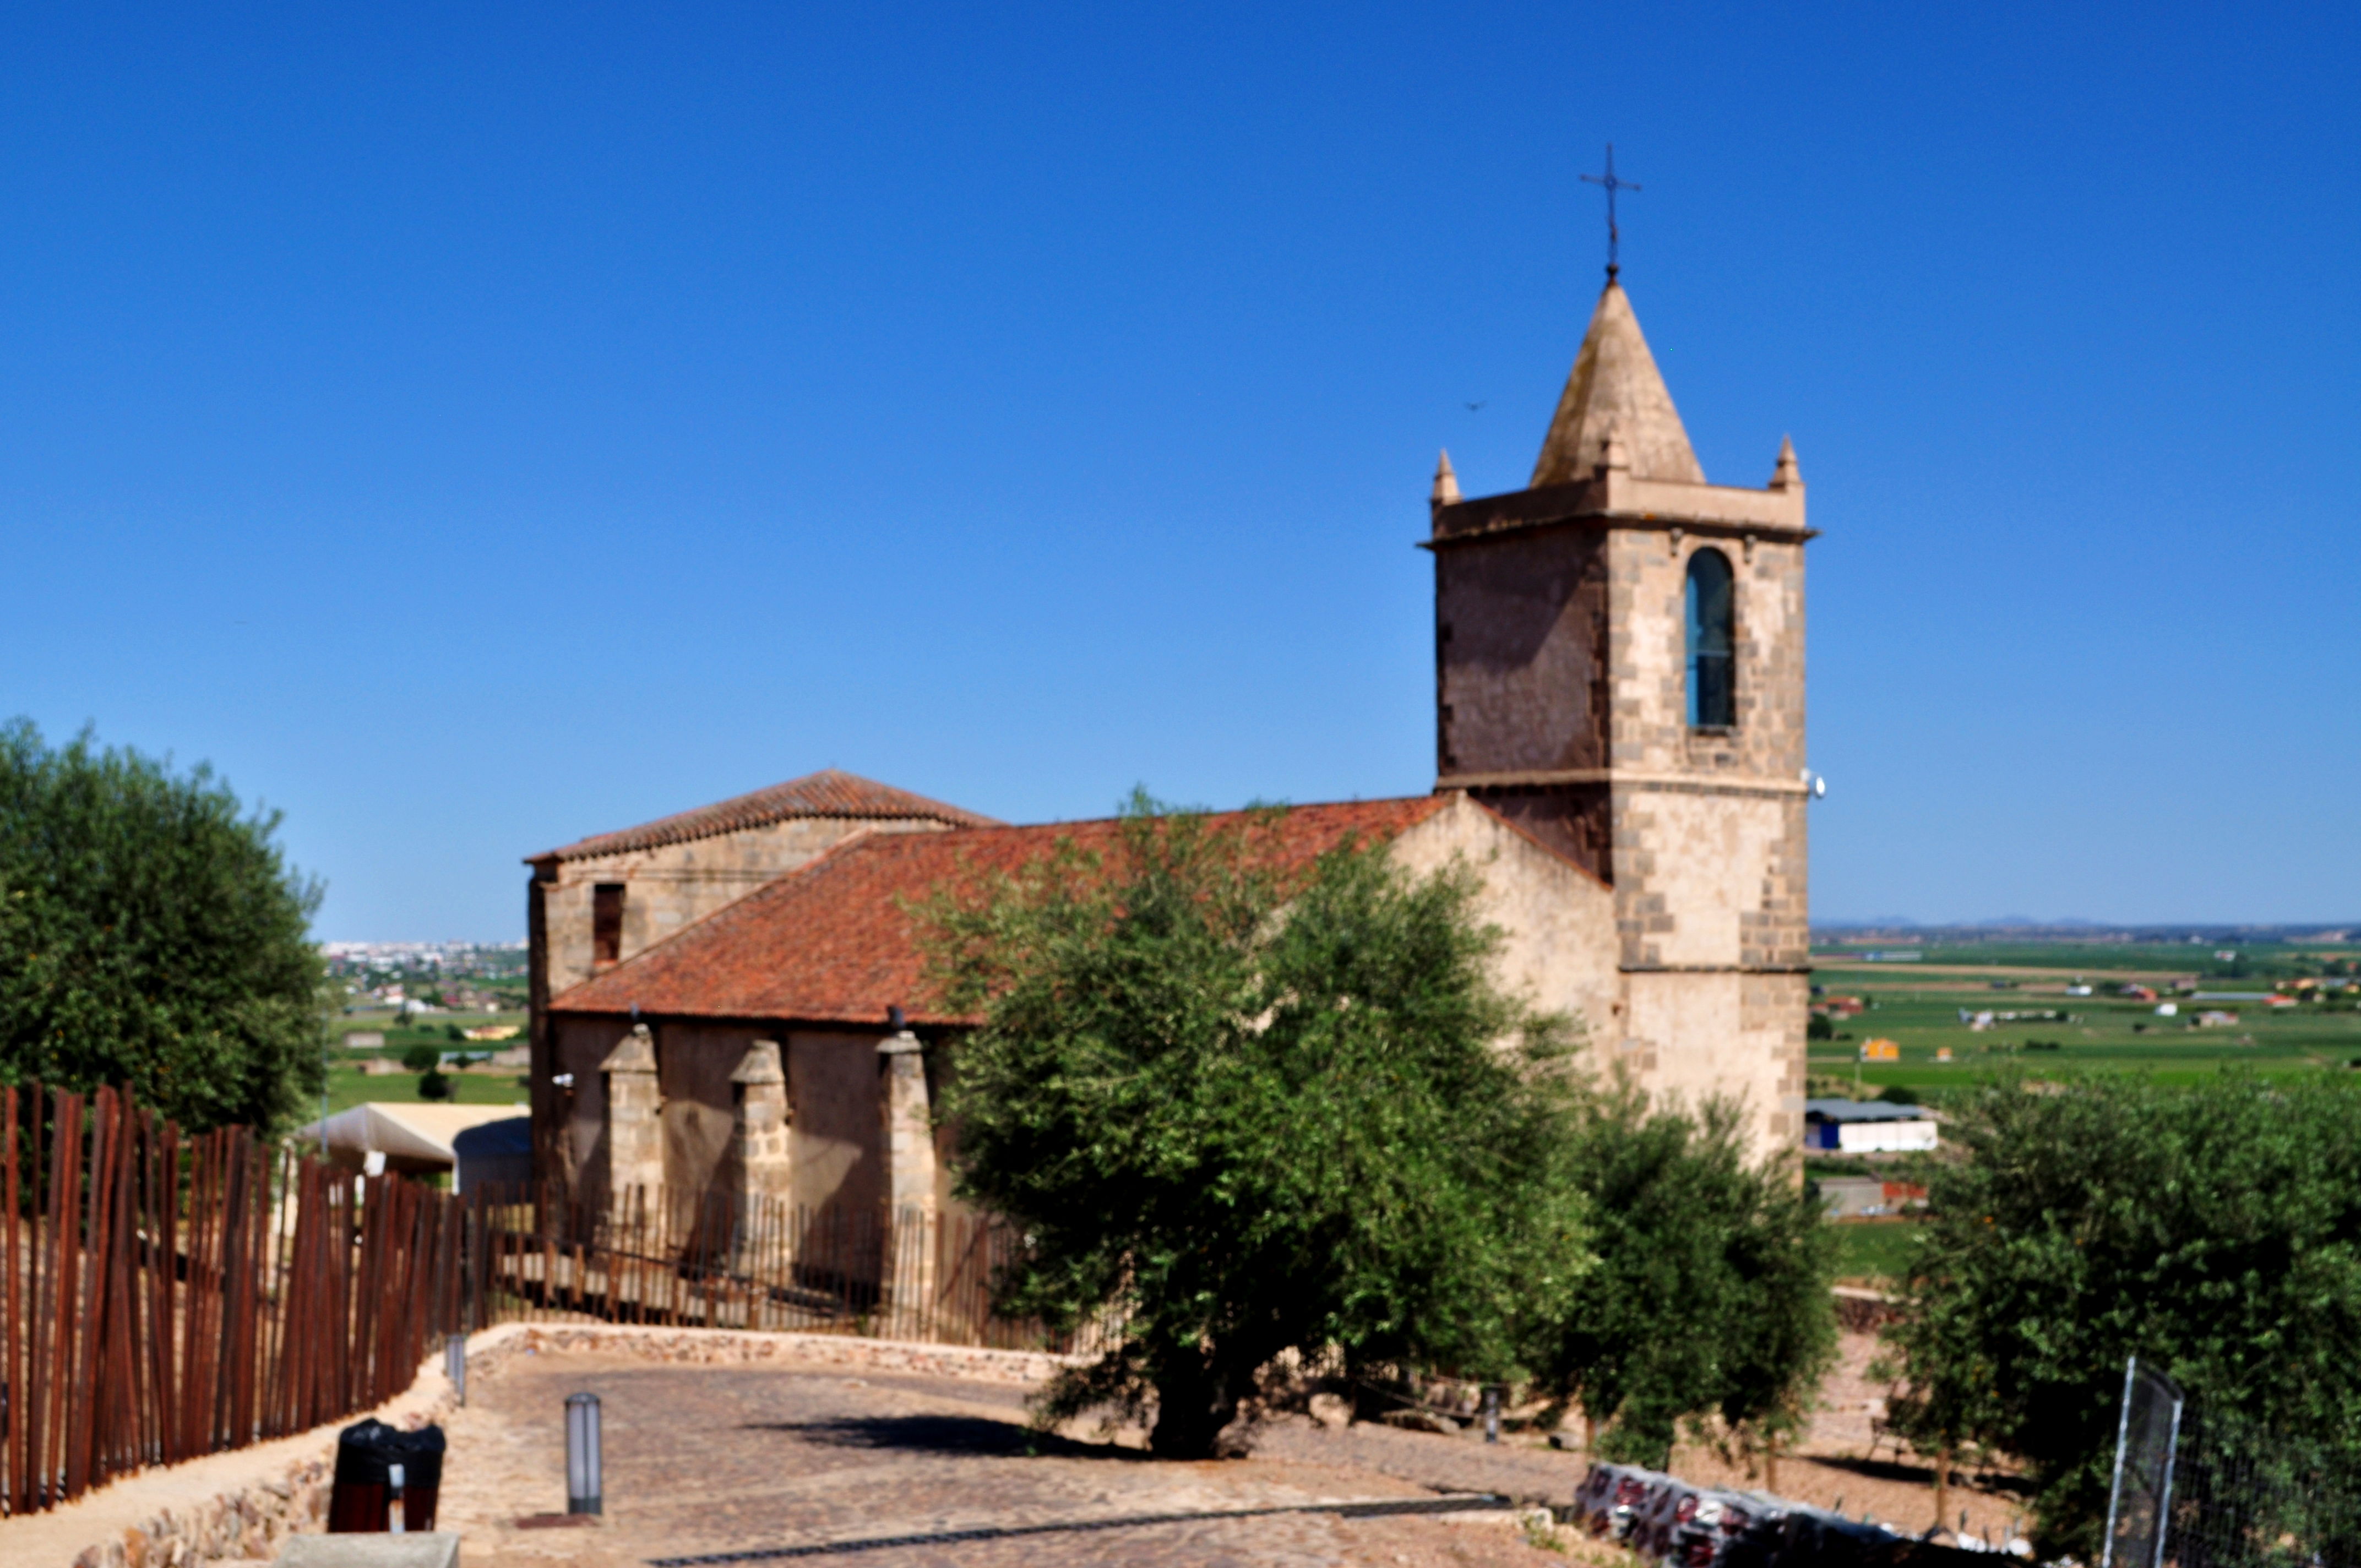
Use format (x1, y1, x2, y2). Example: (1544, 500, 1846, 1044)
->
(1258, 1329, 2026, 1548)
(1666, 1327, 2029, 1545)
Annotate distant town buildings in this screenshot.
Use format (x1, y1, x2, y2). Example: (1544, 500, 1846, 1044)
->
(321, 940, 525, 973)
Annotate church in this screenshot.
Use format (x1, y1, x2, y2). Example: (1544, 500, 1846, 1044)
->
(524, 275, 1815, 1226)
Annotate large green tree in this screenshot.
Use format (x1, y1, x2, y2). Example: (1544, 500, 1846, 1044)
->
(1530, 1082, 1837, 1467)
(1884, 1073, 2361, 1561)
(0, 720, 327, 1131)
(921, 797, 1590, 1457)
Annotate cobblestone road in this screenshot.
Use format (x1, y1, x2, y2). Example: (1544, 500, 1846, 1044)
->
(434, 1350, 1586, 1568)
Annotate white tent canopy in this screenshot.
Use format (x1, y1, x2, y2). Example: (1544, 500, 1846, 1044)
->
(298, 1102, 526, 1175)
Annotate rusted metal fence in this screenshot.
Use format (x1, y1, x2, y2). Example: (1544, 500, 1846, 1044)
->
(1, 1083, 1109, 1516)
(465, 1183, 1112, 1355)
(0, 1084, 466, 1517)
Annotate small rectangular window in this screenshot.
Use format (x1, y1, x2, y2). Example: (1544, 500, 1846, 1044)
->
(1685, 548, 1737, 729)
(592, 884, 626, 965)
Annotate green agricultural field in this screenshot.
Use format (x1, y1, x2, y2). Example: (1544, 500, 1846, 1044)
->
(1813, 940, 2359, 982)
(312, 1066, 532, 1118)
(1806, 961, 2361, 1101)
(331, 1010, 525, 1047)
(1832, 1221, 1922, 1284)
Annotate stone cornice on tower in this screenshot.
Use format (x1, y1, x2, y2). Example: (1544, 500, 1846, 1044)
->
(1427, 465, 1808, 545)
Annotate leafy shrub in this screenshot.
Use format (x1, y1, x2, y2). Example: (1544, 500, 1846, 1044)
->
(1530, 1085, 1838, 1467)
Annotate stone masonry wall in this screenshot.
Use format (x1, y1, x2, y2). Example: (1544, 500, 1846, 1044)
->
(1433, 526, 1611, 778)
(1602, 524, 1809, 1156)
(1387, 794, 1621, 1055)
(1605, 529, 1807, 781)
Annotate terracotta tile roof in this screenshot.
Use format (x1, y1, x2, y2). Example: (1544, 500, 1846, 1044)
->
(528, 769, 1000, 864)
(548, 796, 1456, 1027)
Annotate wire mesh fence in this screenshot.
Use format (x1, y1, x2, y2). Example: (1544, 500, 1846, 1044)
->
(2161, 1404, 2361, 1568)
(2097, 1356, 2361, 1568)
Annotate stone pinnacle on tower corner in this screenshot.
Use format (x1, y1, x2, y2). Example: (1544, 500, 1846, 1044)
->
(1430, 449, 1461, 509)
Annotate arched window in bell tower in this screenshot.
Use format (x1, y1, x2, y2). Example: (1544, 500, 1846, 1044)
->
(1685, 548, 1736, 728)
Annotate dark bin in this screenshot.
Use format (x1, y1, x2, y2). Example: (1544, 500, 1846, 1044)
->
(1768, 1507, 1903, 1568)
(327, 1418, 447, 1533)
(1889, 1540, 2006, 1568)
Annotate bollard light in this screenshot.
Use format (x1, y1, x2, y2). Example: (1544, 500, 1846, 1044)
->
(565, 1392, 603, 1515)
(446, 1335, 467, 1406)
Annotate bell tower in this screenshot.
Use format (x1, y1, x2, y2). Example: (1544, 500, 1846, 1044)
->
(1428, 279, 1814, 1148)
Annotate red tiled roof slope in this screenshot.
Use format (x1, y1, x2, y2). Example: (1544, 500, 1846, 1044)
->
(529, 769, 1000, 864)
(548, 796, 1454, 1026)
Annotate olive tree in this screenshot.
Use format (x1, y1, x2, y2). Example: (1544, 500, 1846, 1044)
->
(920, 796, 1590, 1457)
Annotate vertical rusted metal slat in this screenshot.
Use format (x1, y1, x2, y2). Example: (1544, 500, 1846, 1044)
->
(233, 1129, 263, 1450)
(133, 1108, 159, 1469)
(2, 1086, 20, 1515)
(179, 1129, 208, 1460)
(156, 1115, 178, 1466)
(69, 1085, 108, 1497)
(24, 1085, 53, 1514)
(94, 1090, 140, 1488)
(48, 1092, 88, 1506)
(64, 1085, 108, 1501)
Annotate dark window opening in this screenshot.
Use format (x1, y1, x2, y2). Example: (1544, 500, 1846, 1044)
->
(592, 883, 625, 965)
(1686, 548, 1736, 729)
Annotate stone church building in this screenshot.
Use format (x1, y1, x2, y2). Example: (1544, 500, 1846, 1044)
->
(525, 277, 1814, 1226)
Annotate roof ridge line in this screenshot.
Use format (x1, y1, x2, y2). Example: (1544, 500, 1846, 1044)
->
(543, 823, 904, 1005)
(528, 767, 999, 865)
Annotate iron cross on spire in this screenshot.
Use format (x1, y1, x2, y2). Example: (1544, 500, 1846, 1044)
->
(1581, 143, 1640, 281)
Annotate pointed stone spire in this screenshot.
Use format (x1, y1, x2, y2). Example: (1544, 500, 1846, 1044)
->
(1530, 281, 1705, 487)
(1430, 449, 1461, 508)
(1769, 434, 1801, 491)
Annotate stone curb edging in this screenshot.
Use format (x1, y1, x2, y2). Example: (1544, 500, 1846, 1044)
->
(21, 1322, 1084, 1568)
(25, 1328, 481, 1568)
(478, 1324, 1087, 1386)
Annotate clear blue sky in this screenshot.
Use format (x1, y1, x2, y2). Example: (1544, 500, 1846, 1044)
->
(3, 4, 2354, 939)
